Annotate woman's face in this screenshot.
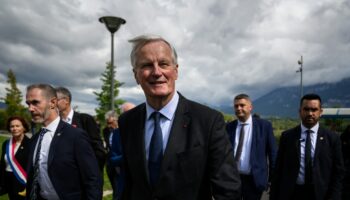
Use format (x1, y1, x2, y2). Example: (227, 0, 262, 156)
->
(9, 119, 26, 138)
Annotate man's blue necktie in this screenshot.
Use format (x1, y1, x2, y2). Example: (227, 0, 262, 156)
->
(148, 112, 163, 187)
(29, 128, 48, 200)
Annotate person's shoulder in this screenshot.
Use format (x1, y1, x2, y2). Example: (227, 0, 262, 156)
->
(75, 111, 94, 120)
(253, 117, 273, 127)
(60, 120, 86, 136)
(1, 139, 9, 149)
(281, 125, 299, 137)
(182, 96, 222, 117)
(319, 127, 340, 140)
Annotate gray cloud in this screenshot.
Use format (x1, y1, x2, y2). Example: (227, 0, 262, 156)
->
(1, 0, 349, 114)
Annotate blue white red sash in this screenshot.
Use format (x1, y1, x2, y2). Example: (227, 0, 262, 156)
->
(5, 137, 27, 185)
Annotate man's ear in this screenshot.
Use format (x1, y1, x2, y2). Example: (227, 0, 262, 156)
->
(133, 68, 140, 85)
(50, 97, 57, 109)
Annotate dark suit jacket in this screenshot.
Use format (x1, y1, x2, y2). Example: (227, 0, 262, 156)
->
(0, 136, 30, 195)
(110, 128, 123, 167)
(119, 94, 241, 200)
(226, 117, 277, 191)
(26, 120, 103, 200)
(270, 125, 345, 200)
(72, 111, 107, 170)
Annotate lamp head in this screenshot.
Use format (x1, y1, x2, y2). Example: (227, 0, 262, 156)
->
(99, 16, 126, 33)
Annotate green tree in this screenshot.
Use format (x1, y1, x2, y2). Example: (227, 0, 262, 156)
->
(94, 62, 124, 123)
(2, 70, 27, 116)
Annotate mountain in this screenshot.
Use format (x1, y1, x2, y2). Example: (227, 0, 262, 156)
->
(0, 102, 6, 109)
(253, 77, 350, 118)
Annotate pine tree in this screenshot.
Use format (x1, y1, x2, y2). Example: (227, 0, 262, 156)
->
(94, 62, 124, 122)
(2, 69, 27, 117)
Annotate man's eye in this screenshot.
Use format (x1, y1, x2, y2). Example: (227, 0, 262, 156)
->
(140, 63, 153, 68)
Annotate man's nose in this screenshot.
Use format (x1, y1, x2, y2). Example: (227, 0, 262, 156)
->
(151, 64, 162, 75)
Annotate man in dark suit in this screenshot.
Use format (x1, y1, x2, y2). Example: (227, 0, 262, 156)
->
(270, 93, 344, 200)
(25, 83, 102, 200)
(56, 86, 106, 171)
(103, 110, 119, 200)
(118, 35, 241, 200)
(226, 93, 277, 200)
(341, 125, 350, 200)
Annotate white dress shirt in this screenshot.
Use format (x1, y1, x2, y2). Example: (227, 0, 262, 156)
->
(145, 92, 179, 160)
(234, 115, 253, 174)
(296, 123, 319, 185)
(34, 116, 60, 200)
(62, 108, 74, 124)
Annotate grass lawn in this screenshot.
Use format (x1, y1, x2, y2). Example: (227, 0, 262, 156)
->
(0, 135, 113, 200)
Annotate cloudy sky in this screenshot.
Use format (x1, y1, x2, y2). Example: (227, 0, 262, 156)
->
(1, 0, 349, 114)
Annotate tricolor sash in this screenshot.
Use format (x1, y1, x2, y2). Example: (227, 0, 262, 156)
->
(5, 137, 27, 185)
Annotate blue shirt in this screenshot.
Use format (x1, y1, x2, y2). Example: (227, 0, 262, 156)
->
(296, 123, 319, 184)
(145, 92, 179, 160)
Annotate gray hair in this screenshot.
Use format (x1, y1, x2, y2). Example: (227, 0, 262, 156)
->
(105, 110, 118, 120)
(55, 86, 72, 103)
(26, 83, 57, 100)
(129, 34, 178, 68)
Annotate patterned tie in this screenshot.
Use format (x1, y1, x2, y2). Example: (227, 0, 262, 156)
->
(29, 128, 48, 200)
(235, 123, 246, 162)
(304, 129, 313, 184)
(148, 112, 163, 187)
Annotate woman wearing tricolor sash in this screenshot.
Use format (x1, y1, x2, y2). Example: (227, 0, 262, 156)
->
(0, 116, 30, 200)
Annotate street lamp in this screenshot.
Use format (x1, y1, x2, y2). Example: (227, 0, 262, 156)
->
(296, 55, 303, 99)
(99, 16, 126, 111)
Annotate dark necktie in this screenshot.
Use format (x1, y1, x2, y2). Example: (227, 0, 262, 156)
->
(29, 128, 48, 200)
(304, 129, 313, 184)
(235, 123, 246, 162)
(148, 112, 163, 187)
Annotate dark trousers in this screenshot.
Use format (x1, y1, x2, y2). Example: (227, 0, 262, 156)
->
(106, 162, 119, 200)
(240, 174, 263, 200)
(291, 184, 315, 200)
(4, 172, 25, 200)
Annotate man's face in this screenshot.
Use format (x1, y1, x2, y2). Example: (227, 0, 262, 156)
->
(26, 88, 53, 125)
(56, 93, 69, 113)
(133, 40, 178, 103)
(106, 117, 117, 129)
(299, 99, 323, 129)
(234, 98, 252, 122)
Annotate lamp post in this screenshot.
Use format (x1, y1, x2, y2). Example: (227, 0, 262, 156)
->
(99, 16, 126, 111)
(296, 55, 303, 99)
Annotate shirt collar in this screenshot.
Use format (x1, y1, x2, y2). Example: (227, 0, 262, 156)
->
(66, 109, 74, 124)
(44, 116, 60, 135)
(146, 92, 179, 121)
(301, 122, 319, 134)
(238, 115, 252, 126)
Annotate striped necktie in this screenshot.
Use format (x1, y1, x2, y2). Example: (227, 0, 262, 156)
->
(235, 123, 246, 162)
(29, 128, 48, 200)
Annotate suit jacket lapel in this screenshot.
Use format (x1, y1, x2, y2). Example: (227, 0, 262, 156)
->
(158, 95, 192, 186)
(250, 118, 258, 162)
(28, 133, 40, 168)
(293, 126, 302, 166)
(314, 127, 326, 163)
(132, 104, 150, 188)
(227, 121, 238, 149)
(162, 95, 190, 161)
(48, 120, 65, 167)
(71, 112, 81, 127)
